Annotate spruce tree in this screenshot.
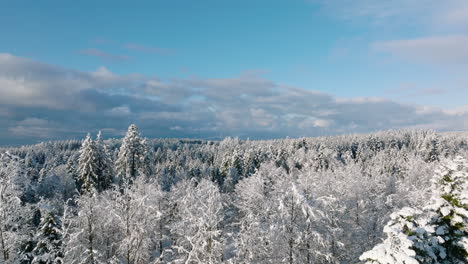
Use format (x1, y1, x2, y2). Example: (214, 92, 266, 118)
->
(32, 211, 63, 264)
(95, 131, 113, 190)
(0, 152, 31, 263)
(139, 138, 153, 177)
(231, 149, 243, 177)
(115, 124, 147, 184)
(359, 207, 422, 264)
(78, 134, 99, 193)
(78, 132, 113, 193)
(425, 155, 468, 262)
(360, 156, 468, 264)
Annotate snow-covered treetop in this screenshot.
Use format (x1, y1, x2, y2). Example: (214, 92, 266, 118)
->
(431, 156, 468, 206)
(360, 156, 468, 264)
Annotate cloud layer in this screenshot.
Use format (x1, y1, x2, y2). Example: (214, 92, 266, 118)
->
(1, 53, 467, 145)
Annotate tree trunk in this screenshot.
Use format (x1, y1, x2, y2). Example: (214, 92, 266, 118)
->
(288, 238, 294, 264)
(88, 215, 95, 264)
(131, 152, 135, 179)
(126, 196, 132, 264)
(0, 221, 9, 261)
(288, 196, 295, 264)
(158, 206, 163, 257)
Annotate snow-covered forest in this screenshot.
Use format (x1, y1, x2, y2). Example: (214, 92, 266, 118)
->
(0, 125, 467, 264)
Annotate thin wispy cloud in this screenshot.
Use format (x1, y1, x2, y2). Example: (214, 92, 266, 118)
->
(315, 0, 468, 85)
(78, 48, 131, 62)
(372, 35, 468, 65)
(8, 118, 58, 138)
(316, 0, 468, 28)
(438, 0, 468, 26)
(123, 43, 172, 55)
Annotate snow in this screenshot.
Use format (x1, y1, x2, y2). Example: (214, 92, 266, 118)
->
(1, 129, 467, 263)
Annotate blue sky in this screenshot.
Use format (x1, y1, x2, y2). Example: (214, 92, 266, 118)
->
(1, 0, 468, 144)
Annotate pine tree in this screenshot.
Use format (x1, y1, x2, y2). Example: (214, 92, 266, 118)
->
(32, 211, 64, 264)
(115, 124, 147, 184)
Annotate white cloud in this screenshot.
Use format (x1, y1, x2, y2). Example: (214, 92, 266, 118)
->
(108, 106, 131, 116)
(1, 53, 468, 144)
(438, 0, 468, 25)
(316, 0, 468, 66)
(316, 0, 468, 28)
(313, 119, 333, 128)
(444, 106, 468, 115)
(92, 66, 116, 79)
(335, 97, 388, 104)
(0, 54, 145, 110)
(372, 35, 468, 64)
(8, 118, 56, 138)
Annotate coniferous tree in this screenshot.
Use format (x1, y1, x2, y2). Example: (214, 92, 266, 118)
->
(220, 152, 231, 179)
(360, 156, 468, 264)
(221, 149, 244, 192)
(231, 149, 243, 178)
(78, 134, 99, 193)
(32, 211, 63, 264)
(425, 155, 468, 262)
(140, 138, 154, 177)
(115, 124, 147, 184)
(359, 207, 422, 264)
(243, 149, 259, 176)
(78, 133, 112, 194)
(95, 131, 113, 190)
(0, 152, 31, 263)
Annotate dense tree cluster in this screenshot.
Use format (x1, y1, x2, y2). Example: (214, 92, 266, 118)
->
(0, 126, 467, 263)
(360, 156, 468, 264)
